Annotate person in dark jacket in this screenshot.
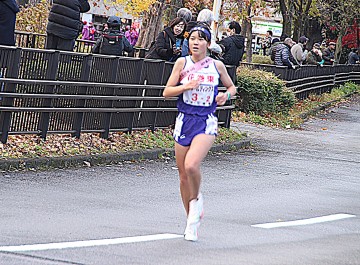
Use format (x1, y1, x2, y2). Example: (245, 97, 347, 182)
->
(219, 21, 245, 66)
(305, 43, 324, 66)
(146, 17, 186, 61)
(0, 0, 20, 46)
(322, 42, 336, 65)
(261, 30, 273, 56)
(269, 38, 281, 62)
(92, 16, 133, 56)
(348, 49, 359, 65)
(274, 38, 298, 69)
(46, 0, 90, 51)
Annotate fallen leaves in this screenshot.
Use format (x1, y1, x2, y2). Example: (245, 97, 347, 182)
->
(0, 128, 246, 160)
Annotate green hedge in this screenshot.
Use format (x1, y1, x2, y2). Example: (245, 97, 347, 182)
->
(241, 54, 273, 65)
(236, 67, 296, 115)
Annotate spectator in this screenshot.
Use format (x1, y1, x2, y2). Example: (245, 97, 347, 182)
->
(145, 17, 186, 62)
(177, 7, 192, 24)
(261, 30, 273, 56)
(46, 0, 90, 51)
(291, 36, 309, 65)
(209, 43, 224, 61)
(78, 20, 86, 38)
(348, 48, 359, 65)
(180, 20, 197, 57)
(196, 8, 222, 57)
(92, 16, 133, 56)
(177, 7, 193, 57)
(219, 21, 245, 66)
(82, 21, 95, 41)
(125, 26, 139, 47)
(320, 40, 327, 52)
(0, 0, 20, 46)
(124, 25, 130, 39)
(180, 8, 222, 58)
(274, 37, 298, 69)
(305, 43, 324, 66)
(102, 23, 109, 33)
(322, 42, 336, 65)
(221, 31, 227, 41)
(269, 38, 281, 62)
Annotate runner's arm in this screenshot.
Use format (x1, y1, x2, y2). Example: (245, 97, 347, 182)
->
(215, 60, 237, 106)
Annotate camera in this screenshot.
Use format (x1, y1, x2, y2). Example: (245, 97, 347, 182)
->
(175, 38, 182, 50)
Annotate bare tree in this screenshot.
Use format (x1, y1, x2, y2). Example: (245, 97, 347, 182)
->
(137, 0, 167, 48)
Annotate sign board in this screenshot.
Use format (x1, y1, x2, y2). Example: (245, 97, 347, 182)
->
(82, 13, 93, 24)
(252, 21, 282, 37)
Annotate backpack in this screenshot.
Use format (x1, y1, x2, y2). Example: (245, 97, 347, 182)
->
(99, 32, 124, 56)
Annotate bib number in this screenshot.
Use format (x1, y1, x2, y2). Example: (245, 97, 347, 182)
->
(183, 85, 214, 106)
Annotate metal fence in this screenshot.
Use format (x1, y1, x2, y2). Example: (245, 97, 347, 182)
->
(240, 63, 360, 99)
(15, 30, 359, 98)
(0, 46, 235, 143)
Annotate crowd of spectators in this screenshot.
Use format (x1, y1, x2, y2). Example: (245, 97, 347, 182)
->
(268, 34, 358, 68)
(1, 0, 359, 66)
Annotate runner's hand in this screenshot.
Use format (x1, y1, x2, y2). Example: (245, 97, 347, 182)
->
(184, 79, 201, 91)
(216, 92, 228, 105)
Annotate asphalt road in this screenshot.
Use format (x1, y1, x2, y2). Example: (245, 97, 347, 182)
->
(1, 95, 359, 265)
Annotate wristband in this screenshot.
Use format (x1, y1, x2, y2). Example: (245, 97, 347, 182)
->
(226, 91, 231, 101)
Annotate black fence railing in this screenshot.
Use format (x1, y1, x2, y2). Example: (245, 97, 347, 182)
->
(0, 46, 235, 143)
(2, 44, 358, 143)
(240, 63, 360, 99)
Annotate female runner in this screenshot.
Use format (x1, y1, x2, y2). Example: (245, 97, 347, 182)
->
(163, 25, 237, 241)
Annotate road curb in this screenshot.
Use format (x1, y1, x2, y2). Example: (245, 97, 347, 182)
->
(0, 139, 251, 172)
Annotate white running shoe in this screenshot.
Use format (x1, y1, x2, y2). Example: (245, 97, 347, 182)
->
(184, 193, 204, 241)
(197, 192, 204, 220)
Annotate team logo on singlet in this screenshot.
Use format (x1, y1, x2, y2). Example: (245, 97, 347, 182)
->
(183, 73, 217, 106)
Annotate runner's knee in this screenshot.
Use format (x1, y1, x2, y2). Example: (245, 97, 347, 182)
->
(184, 161, 200, 177)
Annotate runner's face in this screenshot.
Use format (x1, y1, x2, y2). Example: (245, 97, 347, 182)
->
(189, 31, 209, 55)
(173, 22, 185, 36)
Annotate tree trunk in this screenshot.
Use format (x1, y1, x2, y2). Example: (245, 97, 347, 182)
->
(292, 0, 313, 42)
(292, 18, 300, 42)
(279, 0, 292, 38)
(137, 0, 167, 48)
(245, 5, 252, 63)
(304, 18, 323, 48)
(334, 32, 343, 65)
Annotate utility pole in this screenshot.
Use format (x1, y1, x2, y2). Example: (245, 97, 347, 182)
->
(212, 0, 222, 41)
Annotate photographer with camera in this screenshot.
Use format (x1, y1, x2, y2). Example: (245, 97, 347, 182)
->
(146, 17, 186, 62)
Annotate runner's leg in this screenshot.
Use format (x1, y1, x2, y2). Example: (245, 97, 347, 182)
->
(184, 134, 215, 200)
(175, 142, 190, 214)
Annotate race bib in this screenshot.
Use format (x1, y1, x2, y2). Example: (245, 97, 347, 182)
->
(183, 85, 214, 106)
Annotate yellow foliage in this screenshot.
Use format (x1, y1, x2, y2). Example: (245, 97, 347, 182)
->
(16, 0, 51, 34)
(104, 0, 156, 17)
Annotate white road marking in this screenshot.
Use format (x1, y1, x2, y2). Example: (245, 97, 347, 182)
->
(0, 233, 183, 252)
(252, 213, 356, 229)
